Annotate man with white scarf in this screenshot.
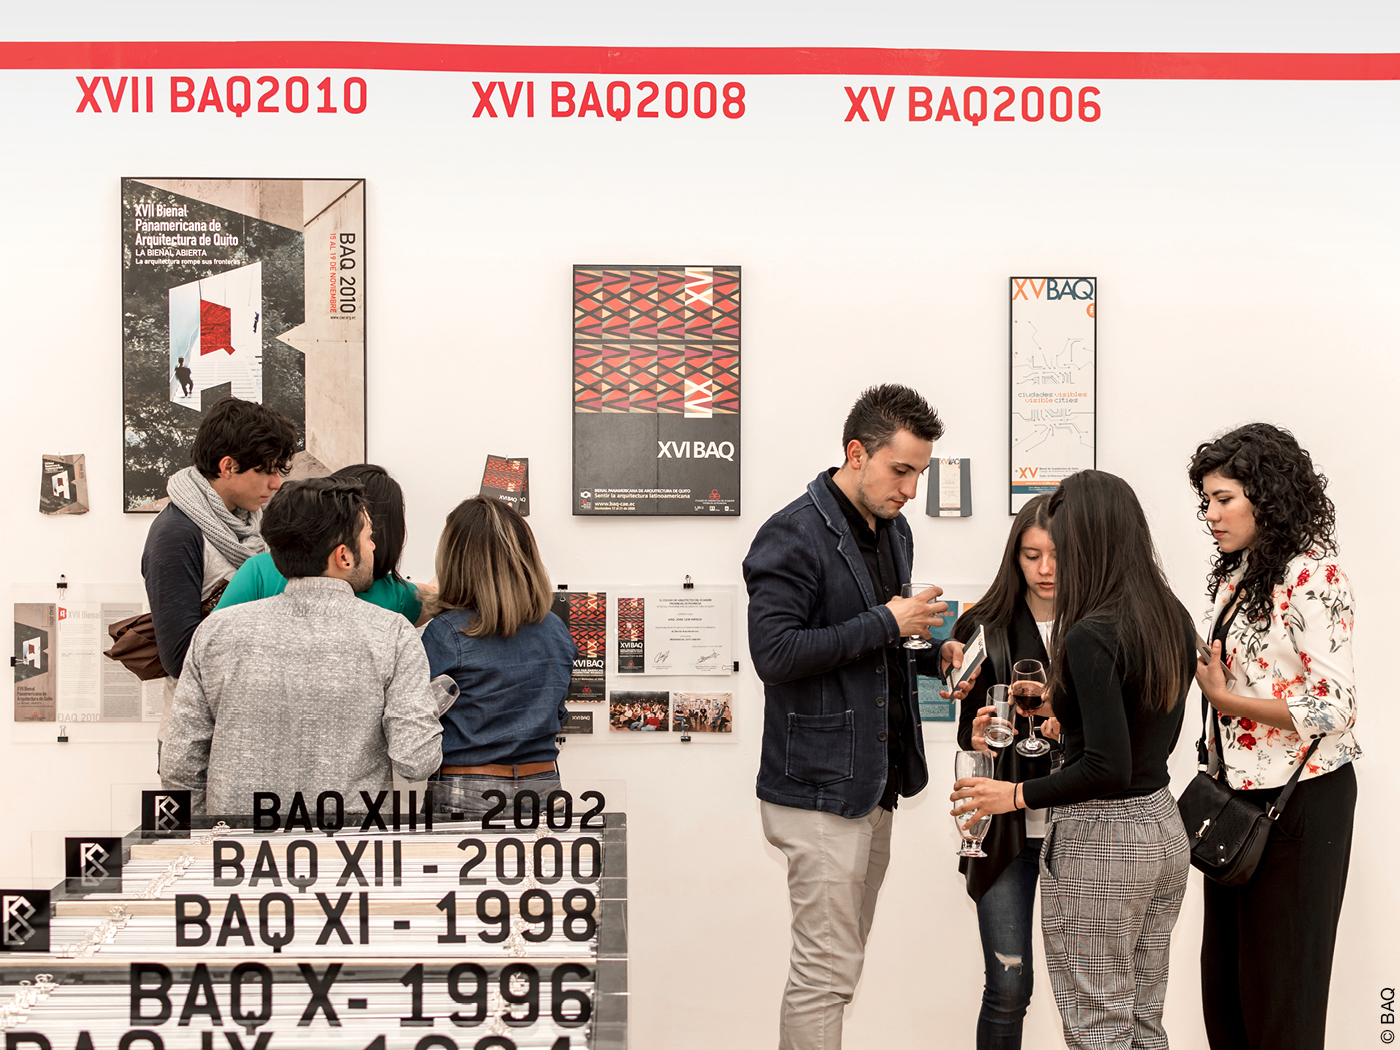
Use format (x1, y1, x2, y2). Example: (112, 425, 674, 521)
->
(141, 397, 298, 770)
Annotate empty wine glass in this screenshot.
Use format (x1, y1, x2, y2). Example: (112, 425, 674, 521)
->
(953, 749, 994, 857)
(1012, 659, 1051, 757)
(901, 582, 939, 649)
(984, 684, 1015, 749)
(430, 674, 460, 716)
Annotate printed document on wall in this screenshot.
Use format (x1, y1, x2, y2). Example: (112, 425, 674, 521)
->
(1009, 277, 1096, 513)
(13, 601, 147, 722)
(642, 594, 732, 676)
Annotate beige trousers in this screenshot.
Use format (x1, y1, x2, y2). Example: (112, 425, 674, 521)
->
(761, 801, 894, 1050)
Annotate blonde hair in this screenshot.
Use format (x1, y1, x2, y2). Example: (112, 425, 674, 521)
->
(433, 496, 552, 638)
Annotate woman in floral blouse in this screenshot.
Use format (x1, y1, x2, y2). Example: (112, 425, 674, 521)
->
(1189, 423, 1359, 1050)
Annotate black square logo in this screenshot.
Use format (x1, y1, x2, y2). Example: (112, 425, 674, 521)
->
(562, 710, 595, 734)
(0, 890, 49, 952)
(64, 837, 123, 892)
(141, 790, 191, 834)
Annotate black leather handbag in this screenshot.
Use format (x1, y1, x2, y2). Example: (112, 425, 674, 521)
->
(1177, 694, 1318, 886)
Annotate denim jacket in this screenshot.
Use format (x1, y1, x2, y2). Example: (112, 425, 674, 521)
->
(743, 471, 931, 817)
(421, 609, 576, 767)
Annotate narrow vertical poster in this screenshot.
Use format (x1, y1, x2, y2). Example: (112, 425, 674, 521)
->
(617, 597, 645, 673)
(552, 591, 607, 701)
(13, 604, 57, 722)
(121, 178, 366, 511)
(573, 265, 740, 516)
(1009, 277, 1096, 514)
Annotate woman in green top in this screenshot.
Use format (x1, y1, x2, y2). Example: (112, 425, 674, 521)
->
(216, 463, 429, 624)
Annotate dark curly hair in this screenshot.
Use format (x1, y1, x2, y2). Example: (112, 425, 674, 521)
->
(190, 396, 297, 479)
(1188, 423, 1337, 626)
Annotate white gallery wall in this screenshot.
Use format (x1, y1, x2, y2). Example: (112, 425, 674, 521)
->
(2, 3, 1398, 1047)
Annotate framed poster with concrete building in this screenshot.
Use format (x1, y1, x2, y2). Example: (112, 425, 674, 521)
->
(120, 177, 366, 511)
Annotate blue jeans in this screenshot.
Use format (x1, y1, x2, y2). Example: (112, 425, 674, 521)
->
(975, 839, 1041, 1050)
(427, 770, 562, 820)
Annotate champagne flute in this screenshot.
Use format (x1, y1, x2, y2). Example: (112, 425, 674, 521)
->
(953, 750, 994, 857)
(1012, 659, 1051, 757)
(983, 684, 1015, 749)
(901, 582, 938, 650)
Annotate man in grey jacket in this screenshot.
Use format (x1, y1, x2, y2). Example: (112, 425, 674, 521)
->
(161, 477, 443, 816)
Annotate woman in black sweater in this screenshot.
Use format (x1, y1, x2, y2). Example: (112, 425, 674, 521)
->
(951, 493, 1059, 1050)
(952, 470, 1195, 1050)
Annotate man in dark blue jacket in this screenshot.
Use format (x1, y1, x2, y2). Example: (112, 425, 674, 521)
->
(743, 384, 971, 1049)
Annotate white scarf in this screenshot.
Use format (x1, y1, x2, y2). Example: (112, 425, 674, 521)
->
(166, 466, 266, 568)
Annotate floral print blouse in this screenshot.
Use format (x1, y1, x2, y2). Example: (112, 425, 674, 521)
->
(1204, 548, 1361, 790)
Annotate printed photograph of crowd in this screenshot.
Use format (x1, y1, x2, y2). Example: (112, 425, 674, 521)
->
(609, 691, 670, 732)
(672, 692, 733, 733)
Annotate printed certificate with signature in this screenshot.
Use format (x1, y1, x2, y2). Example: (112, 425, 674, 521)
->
(638, 594, 733, 676)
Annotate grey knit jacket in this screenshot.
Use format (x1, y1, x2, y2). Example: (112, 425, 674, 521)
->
(161, 576, 443, 816)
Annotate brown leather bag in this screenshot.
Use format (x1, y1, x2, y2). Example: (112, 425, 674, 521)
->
(103, 579, 229, 681)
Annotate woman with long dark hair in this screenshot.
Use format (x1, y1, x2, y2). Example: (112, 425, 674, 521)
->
(215, 463, 428, 623)
(951, 470, 1194, 1050)
(950, 493, 1059, 1050)
(1189, 424, 1359, 1050)
(422, 496, 575, 819)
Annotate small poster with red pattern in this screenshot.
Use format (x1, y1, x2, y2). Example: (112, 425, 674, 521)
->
(551, 590, 607, 701)
(616, 597, 645, 674)
(479, 455, 529, 516)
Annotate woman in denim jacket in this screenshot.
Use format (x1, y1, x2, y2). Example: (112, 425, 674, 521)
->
(422, 496, 576, 819)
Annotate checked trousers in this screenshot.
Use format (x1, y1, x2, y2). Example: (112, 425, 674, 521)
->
(1039, 788, 1190, 1050)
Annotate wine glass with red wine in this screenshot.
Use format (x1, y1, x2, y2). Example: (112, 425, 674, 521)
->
(1012, 659, 1051, 758)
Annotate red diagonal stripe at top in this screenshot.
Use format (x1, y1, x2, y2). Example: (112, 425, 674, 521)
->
(2, 41, 1400, 79)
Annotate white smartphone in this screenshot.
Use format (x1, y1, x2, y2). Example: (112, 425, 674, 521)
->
(1195, 631, 1237, 685)
(948, 624, 988, 691)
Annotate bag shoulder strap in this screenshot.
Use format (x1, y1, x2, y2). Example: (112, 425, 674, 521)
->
(1198, 589, 1247, 767)
(1266, 737, 1323, 820)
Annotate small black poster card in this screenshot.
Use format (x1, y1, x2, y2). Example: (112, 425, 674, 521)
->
(65, 836, 124, 893)
(40, 454, 89, 515)
(141, 789, 192, 835)
(480, 454, 529, 516)
(0, 889, 49, 952)
(561, 710, 594, 735)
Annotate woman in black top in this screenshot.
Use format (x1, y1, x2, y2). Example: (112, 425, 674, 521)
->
(951, 494, 1059, 1050)
(952, 470, 1195, 1050)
